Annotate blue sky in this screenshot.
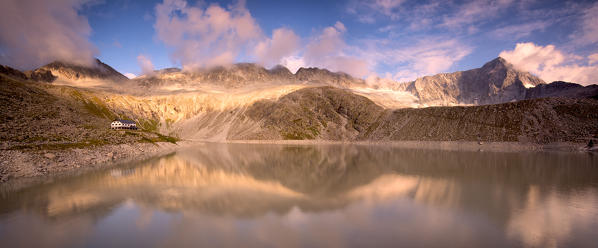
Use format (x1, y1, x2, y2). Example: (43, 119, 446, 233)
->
(2, 0, 598, 84)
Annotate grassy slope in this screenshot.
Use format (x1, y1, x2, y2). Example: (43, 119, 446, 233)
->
(0, 75, 177, 151)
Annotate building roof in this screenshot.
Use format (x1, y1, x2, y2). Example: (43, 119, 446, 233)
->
(113, 119, 136, 124)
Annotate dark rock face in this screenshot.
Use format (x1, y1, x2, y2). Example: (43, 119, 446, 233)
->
(397, 57, 545, 105)
(39, 59, 129, 81)
(0, 65, 56, 83)
(0, 65, 28, 80)
(27, 69, 57, 82)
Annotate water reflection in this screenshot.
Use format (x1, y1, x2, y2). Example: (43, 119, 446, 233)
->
(1, 143, 597, 247)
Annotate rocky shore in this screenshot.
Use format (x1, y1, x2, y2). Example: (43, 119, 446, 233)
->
(0, 141, 192, 185)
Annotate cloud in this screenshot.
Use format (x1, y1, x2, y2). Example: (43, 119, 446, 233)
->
(571, 2, 598, 45)
(499, 42, 598, 85)
(375, 39, 473, 82)
(492, 21, 551, 39)
(441, 0, 514, 29)
(589, 53, 598, 65)
(254, 28, 300, 68)
(347, 0, 405, 22)
(154, 0, 262, 70)
(0, 0, 97, 70)
(298, 22, 370, 77)
(112, 40, 122, 48)
(124, 73, 137, 79)
(137, 54, 155, 75)
(279, 56, 305, 74)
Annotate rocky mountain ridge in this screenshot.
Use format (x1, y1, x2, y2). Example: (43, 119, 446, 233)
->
(133, 63, 365, 90)
(396, 57, 546, 105)
(13, 57, 596, 107)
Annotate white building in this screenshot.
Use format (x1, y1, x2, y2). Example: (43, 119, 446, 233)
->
(111, 119, 138, 130)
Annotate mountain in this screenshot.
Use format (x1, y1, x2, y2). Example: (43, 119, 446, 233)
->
(241, 86, 598, 143)
(397, 57, 545, 105)
(37, 59, 129, 82)
(133, 63, 364, 91)
(2, 58, 598, 145)
(525, 81, 598, 100)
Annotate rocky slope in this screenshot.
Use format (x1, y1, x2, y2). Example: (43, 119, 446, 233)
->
(0, 74, 178, 150)
(397, 57, 546, 105)
(239, 87, 598, 143)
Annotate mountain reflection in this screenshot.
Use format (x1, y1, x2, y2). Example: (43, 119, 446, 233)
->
(1, 143, 597, 247)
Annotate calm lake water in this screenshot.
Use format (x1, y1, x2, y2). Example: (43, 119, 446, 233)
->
(1, 143, 597, 247)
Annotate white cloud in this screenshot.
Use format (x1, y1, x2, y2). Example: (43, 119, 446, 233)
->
(0, 0, 97, 70)
(254, 28, 300, 68)
(499, 42, 598, 85)
(154, 0, 262, 70)
(124, 73, 137, 79)
(280, 56, 306, 74)
(137, 54, 155, 75)
(589, 53, 598, 65)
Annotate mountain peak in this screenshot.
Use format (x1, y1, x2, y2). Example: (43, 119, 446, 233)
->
(480, 57, 512, 71)
(39, 58, 128, 81)
(400, 57, 545, 105)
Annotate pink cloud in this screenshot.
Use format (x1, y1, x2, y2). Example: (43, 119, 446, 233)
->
(255, 28, 300, 68)
(0, 0, 97, 70)
(300, 22, 370, 77)
(154, 0, 262, 70)
(500, 42, 598, 85)
(137, 54, 155, 76)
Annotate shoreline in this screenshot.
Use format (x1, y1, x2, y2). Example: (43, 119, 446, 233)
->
(212, 139, 591, 153)
(1, 139, 593, 188)
(0, 141, 195, 188)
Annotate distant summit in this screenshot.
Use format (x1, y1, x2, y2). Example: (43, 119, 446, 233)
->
(397, 57, 545, 105)
(37, 59, 129, 82)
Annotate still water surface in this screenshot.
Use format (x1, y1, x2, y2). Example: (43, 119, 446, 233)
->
(1, 143, 597, 247)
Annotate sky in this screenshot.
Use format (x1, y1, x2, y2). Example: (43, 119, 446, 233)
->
(1, 0, 597, 85)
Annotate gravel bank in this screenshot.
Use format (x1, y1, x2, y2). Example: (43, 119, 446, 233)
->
(0, 141, 193, 185)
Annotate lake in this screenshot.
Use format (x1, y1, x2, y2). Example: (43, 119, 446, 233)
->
(1, 143, 597, 247)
